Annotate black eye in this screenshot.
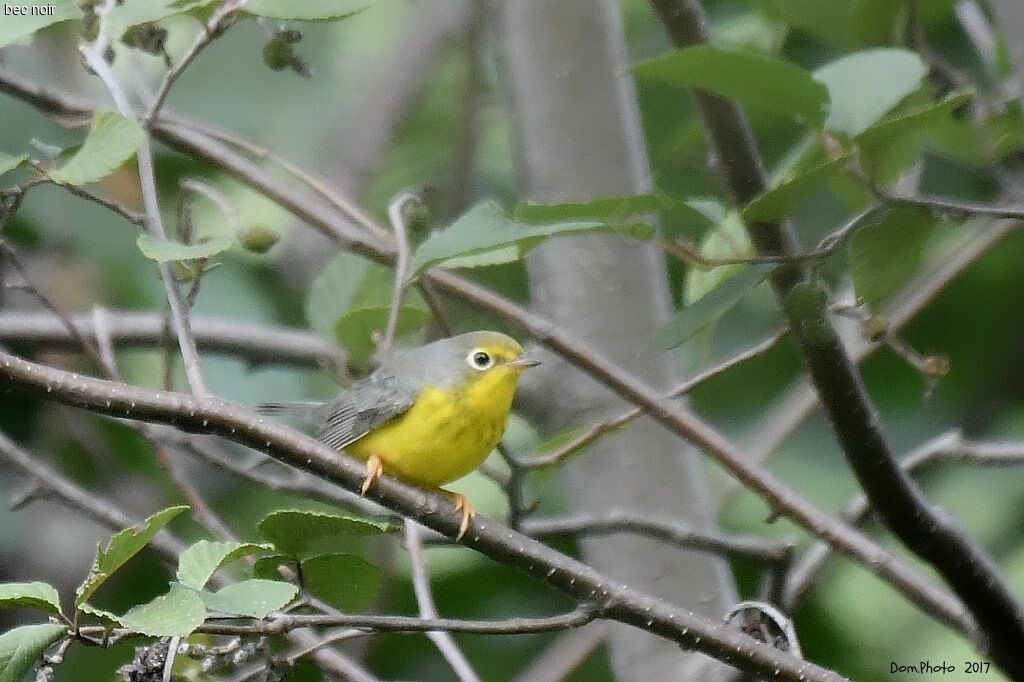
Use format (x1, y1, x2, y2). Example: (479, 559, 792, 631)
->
(470, 351, 492, 369)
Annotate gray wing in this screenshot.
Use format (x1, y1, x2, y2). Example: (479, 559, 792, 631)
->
(315, 373, 419, 450)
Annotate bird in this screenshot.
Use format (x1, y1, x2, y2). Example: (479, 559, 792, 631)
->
(261, 331, 539, 539)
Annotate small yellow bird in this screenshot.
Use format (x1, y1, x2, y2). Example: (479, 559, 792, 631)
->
(263, 331, 539, 538)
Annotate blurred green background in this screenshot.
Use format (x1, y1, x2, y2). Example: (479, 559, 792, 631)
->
(3, 0, 1024, 680)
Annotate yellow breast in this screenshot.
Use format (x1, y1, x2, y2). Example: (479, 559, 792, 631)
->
(347, 366, 520, 488)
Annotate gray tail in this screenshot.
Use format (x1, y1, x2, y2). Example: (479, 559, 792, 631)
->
(257, 401, 325, 420)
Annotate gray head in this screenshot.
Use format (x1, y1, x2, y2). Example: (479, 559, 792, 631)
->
(380, 331, 538, 388)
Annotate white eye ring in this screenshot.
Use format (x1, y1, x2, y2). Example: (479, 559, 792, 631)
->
(467, 349, 492, 370)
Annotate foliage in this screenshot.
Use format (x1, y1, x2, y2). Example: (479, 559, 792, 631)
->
(2, 0, 1024, 680)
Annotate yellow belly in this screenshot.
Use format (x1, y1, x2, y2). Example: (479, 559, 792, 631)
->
(346, 371, 516, 488)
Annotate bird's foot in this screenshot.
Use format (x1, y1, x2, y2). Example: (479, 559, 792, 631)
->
(360, 454, 383, 495)
(439, 489, 475, 541)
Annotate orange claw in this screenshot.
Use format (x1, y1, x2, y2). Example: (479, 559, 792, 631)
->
(361, 453, 383, 495)
(440, 490, 476, 541)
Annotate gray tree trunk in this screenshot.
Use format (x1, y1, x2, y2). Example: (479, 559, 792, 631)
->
(495, 2, 737, 679)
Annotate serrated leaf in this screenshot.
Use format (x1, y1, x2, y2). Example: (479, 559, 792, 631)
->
(684, 211, 755, 305)
(258, 510, 395, 559)
(633, 45, 828, 124)
(412, 201, 652, 275)
(301, 554, 381, 612)
(200, 579, 297, 618)
(107, 0, 219, 38)
(0, 583, 62, 617)
(814, 49, 927, 136)
(176, 541, 271, 591)
(76, 603, 122, 627)
(76, 505, 189, 608)
(0, 153, 28, 180)
(849, 205, 936, 305)
(49, 111, 144, 186)
(655, 264, 774, 349)
(119, 583, 206, 637)
(743, 155, 851, 222)
(0, 623, 66, 682)
(0, 0, 82, 49)
(136, 234, 235, 262)
(243, 0, 371, 20)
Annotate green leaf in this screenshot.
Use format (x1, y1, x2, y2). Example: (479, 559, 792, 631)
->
(335, 306, 431, 369)
(684, 211, 755, 305)
(136, 234, 235, 262)
(107, 0, 219, 38)
(200, 580, 297, 618)
(0, 152, 29, 180)
(0, 623, 66, 682)
(849, 205, 936, 305)
(243, 0, 371, 20)
(49, 111, 144, 186)
(814, 49, 927, 136)
(0, 1, 82, 49)
(0, 583, 62, 617)
(307, 252, 431, 369)
(176, 541, 271, 591)
(412, 201, 652, 275)
(764, 0, 904, 49)
(743, 155, 851, 222)
(252, 555, 298, 582)
(855, 92, 973, 182)
(76, 603, 122, 627)
(655, 264, 774, 349)
(514, 193, 669, 224)
(301, 554, 381, 612)
(258, 510, 395, 559)
(76, 505, 189, 608)
(119, 583, 206, 637)
(633, 45, 828, 124)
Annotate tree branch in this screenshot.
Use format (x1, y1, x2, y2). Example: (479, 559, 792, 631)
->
(0, 69, 978, 645)
(0, 349, 845, 682)
(0, 309, 345, 371)
(404, 522, 481, 682)
(520, 513, 793, 565)
(81, 0, 209, 395)
(785, 430, 1024, 609)
(648, 1, 1024, 675)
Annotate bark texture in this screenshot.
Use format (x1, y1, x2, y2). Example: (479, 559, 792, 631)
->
(496, 2, 737, 679)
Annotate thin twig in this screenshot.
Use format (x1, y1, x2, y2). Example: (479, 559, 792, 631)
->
(381, 192, 418, 356)
(0, 72, 976, 647)
(27, 162, 145, 225)
(405, 522, 481, 682)
(80, 1, 210, 396)
(0, 350, 846, 682)
(143, 0, 250, 126)
(784, 430, 1024, 608)
(179, 177, 242, 236)
(0, 241, 117, 377)
(523, 329, 787, 469)
(151, 119, 973, 638)
(521, 513, 794, 565)
(649, 2, 1024, 673)
(653, 203, 885, 270)
(162, 113, 390, 242)
(0, 309, 345, 371)
(891, 193, 1024, 221)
